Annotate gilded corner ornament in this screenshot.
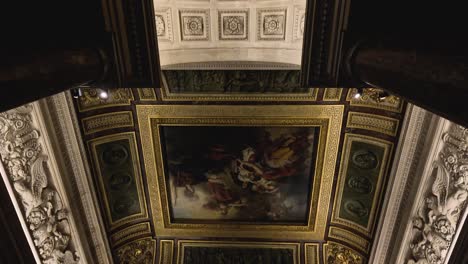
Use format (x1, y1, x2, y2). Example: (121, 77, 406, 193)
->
(116, 238, 156, 264)
(325, 242, 364, 264)
(0, 105, 80, 263)
(77, 88, 134, 112)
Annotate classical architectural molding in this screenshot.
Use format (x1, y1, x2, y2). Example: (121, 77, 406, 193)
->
(0, 104, 81, 263)
(396, 121, 468, 264)
(40, 92, 113, 263)
(369, 105, 435, 263)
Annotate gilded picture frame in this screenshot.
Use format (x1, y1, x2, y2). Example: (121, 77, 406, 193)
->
(137, 105, 343, 240)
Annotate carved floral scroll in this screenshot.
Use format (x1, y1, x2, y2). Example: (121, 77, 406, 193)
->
(0, 105, 79, 264)
(408, 125, 468, 264)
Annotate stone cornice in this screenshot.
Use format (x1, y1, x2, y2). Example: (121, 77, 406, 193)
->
(39, 92, 113, 264)
(0, 103, 82, 263)
(400, 120, 468, 263)
(369, 104, 435, 263)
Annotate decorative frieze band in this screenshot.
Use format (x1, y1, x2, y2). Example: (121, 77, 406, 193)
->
(82, 111, 134, 135)
(347, 112, 399, 136)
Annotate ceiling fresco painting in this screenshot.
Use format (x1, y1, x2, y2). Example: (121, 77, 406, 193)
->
(162, 126, 318, 222)
(70, 87, 405, 263)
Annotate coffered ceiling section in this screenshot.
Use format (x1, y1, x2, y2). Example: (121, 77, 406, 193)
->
(153, 0, 305, 67)
(72, 88, 405, 263)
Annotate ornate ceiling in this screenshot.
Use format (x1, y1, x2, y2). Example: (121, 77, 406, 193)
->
(3, 87, 468, 263)
(154, 0, 305, 67)
(68, 87, 404, 263)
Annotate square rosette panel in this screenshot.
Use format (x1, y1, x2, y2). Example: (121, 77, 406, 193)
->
(218, 10, 249, 40)
(257, 8, 287, 40)
(179, 9, 210, 41)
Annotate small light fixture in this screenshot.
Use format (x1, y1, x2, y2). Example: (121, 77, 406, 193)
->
(98, 89, 109, 100)
(354, 88, 363, 99)
(378, 91, 389, 102)
(71, 88, 83, 99)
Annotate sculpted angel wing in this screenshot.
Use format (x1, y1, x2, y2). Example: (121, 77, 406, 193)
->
(31, 155, 48, 205)
(432, 162, 449, 208)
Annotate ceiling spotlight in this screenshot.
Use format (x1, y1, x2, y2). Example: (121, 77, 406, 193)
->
(71, 88, 82, 99)
(354, 88, 363, 99)
(98, 89, 109, 100)
(378, 91, 390, 102)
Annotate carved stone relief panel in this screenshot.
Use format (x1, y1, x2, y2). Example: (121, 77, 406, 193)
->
(293, 6, 305, 41)
(257, 8, 287, 40)
(0, 105, 80, 263)
(155, 8, 173, 42)
(179, 9, 210, 41)
(405, 124, 468, 264)
(218, 9, 249, 40)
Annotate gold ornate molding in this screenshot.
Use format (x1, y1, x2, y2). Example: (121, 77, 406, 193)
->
(323, 88, 342, 101)
(138, 88, 157, 101)
(329, 226, 370, 253)
(82, 111, 134, 135)
(78, 88, 134, 112)
(159, 240, 174, 264)
(304, 243, 320, 264)
(110, 222, 152, 246)
(347, 88, 403, 113)
(137, 105, 343, 240)
(116, 237, 156, 264)
(347, 111, 400, 136)
(324, 242, 364, 264)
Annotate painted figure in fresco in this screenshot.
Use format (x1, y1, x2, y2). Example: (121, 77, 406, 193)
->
(203, 170, 245, 215)
(169, 158, 206, 203)
(233, 131, 313, 194)
(262, 132, 311, 180)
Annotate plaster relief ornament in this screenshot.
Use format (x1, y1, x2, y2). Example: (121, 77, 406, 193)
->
(0, 105, 79, 264)
(155, 15, 165, 36)
(117, 239, 154, 264)
(407, 125, 468, 264)
(263, 15, 285, 35)
(223, 16, 244, 35)
(183, 16, 204, 36)
(327, 243, 363, 264)
(300, 14, 305, 34)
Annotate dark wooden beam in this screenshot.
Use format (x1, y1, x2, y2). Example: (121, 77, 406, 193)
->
(0, 48, 107, 112)
(348, 39, 468, 127)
